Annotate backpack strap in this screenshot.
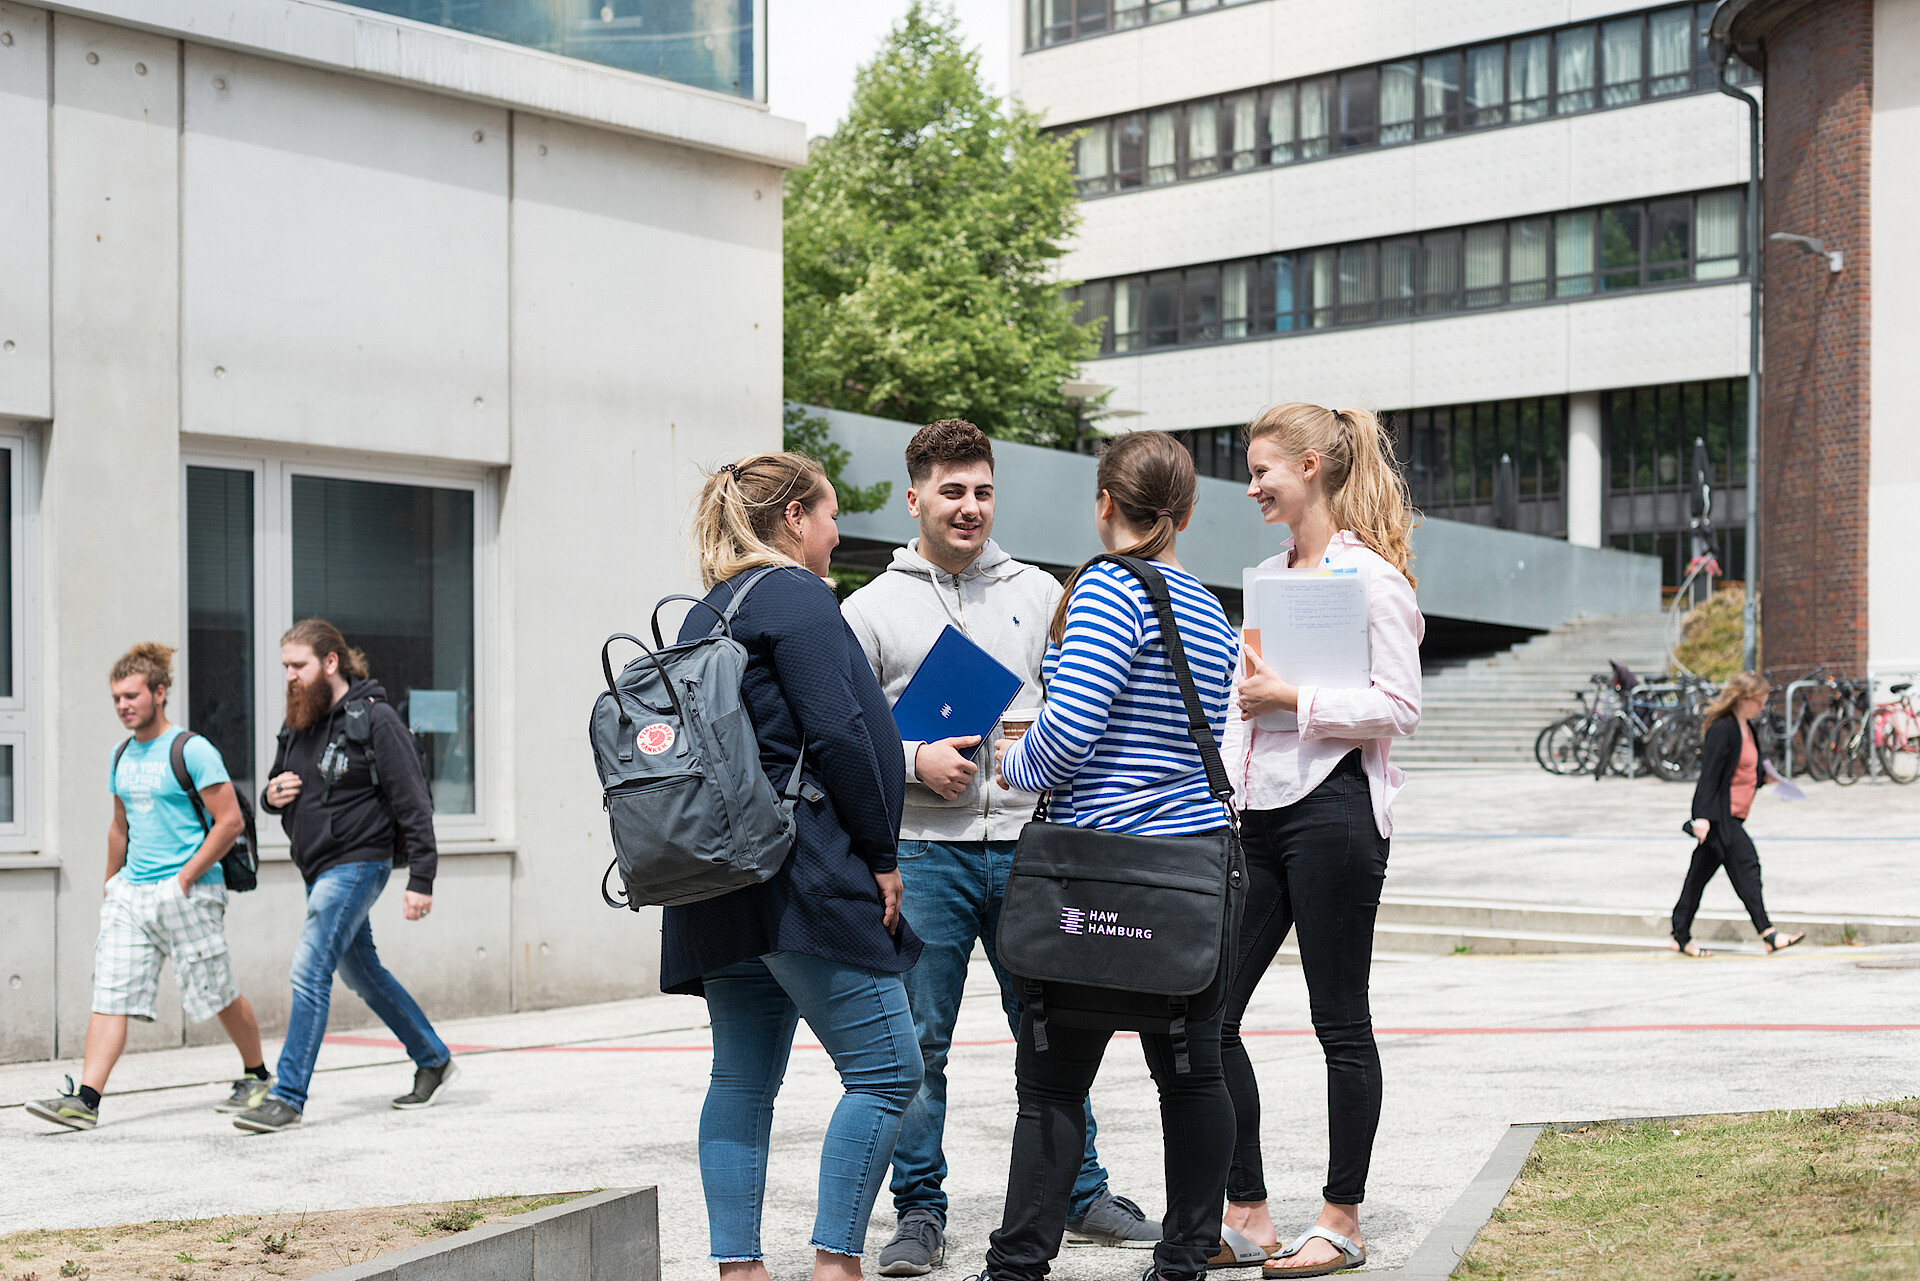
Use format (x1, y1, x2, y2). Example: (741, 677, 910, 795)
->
(1093, 554, 1236, 819)
(721, 564, 816, 806)
(169, 732, 213, 835)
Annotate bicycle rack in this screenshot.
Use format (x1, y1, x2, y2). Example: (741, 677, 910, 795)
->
(1782, 678, 1824, 778)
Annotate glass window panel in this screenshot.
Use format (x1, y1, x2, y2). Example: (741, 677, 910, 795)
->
(1600, 204, 1643, 290)
(1147, 109, 1178, 184)
(1222, 261, 1250, 338)
(1542, 397, 1564, 496)
(187, 466, 254, 801)
(1453, 408, 1475, 502)
(1466, 43, 1506, 125)
(1075, 280, 1112, 353)
(1299, 76, 1333, 157)
(1112, 278, 1145, 351)
(1695, 190, 1743, 278)
(1338, 67, 1378, 150)
(1509, 34, 1550, 120)
(1380, 237, 1417, 319)
(1041, 0, 1074, 44)
(1114, 0, 1145, 29)
(1075, 122, 1110, 196)
(1555, 210, 1595, 296)
(1267, 254, 1297, 332)
(1696, 1, 1720, 88)
(1634, 389, 1658, 489)
(1606, 391, 1631, 490)
(0, 448, 10, 700)
(1509, 216, 1550, 302)
(1224, 93, 1258, 170)
(1114, 114, 1145, 188)
(1730, 378, 1748, 479)
(1421, 52, 1460, 138)
(1262, 84, 1295, 164)
(1649, 5, 1693, 95)
(1076, 0, 1107, 35)
(1602, 16, 1643, 105)
(1145, 271, 1180, 345)
(1186, 102, 1219, 177)
(1647, 197, 1691, 282)
(1183, 264, 1221, 342)
(1498, 400, 1521, 489)
(1475, 404, 1495, 499)
(291, 475, 476, 814)
(1657, 384, 1682, 485)
(1308, 249, 1337, 328)
(1421, 230, 1462, 313)
(1464, 225, 1505, 307)
(1380, 61, 1416, 144)
(1337, 243, 1375, 324)
(1556, 24, 1596, 113)
(1148, 0, 1179, 19)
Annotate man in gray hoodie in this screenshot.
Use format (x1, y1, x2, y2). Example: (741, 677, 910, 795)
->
(842, 420, 1158, 1275)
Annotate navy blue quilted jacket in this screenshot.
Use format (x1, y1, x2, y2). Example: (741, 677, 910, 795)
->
(660, 565, 919, 994)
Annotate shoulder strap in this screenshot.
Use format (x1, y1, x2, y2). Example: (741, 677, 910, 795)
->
(720, 564, 813, 800)
(718, 564, 792, 629)
(1094, 554, 1234, 808)
(113, 737, 133, 774)
(169, 732, 213, 834)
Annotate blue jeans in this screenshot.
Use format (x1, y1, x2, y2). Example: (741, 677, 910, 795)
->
(890, 840, 1111, 1224)
(271, 860, 449, 1112)
(701, 952, 923, 1261)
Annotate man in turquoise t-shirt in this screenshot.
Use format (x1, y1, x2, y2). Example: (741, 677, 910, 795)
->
(26, 643, 270, 1131)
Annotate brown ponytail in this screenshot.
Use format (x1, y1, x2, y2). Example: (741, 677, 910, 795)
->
(1048, 431, 1198, 643)
(282, 618, 370, 681)
(1245, 403, 1418, 587)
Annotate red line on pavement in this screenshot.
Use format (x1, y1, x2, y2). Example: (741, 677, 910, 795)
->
(320, 1023, 1920, 1057)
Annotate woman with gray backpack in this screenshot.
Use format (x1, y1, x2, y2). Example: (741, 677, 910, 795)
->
(665, 451, 923, 1281)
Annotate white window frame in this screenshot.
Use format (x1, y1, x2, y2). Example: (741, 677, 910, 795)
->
(182, 440, 498, 846)
(0, 424, 40, 850)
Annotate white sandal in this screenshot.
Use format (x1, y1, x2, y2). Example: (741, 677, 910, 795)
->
(1262, 1226, 1365, 1277)
(1210, 1225, 1277, 1268)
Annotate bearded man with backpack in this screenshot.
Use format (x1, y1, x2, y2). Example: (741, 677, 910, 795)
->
(27, 643, 268, 1131)
(231, 618, 453, 1134)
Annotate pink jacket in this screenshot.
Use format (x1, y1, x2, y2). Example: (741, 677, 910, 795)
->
(1222, 531, 1424, 837)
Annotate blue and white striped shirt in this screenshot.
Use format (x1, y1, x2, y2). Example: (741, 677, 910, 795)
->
(1000, 560, 1237, 836)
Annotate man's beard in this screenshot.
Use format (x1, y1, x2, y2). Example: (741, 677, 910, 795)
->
(286, 674, 334, 731)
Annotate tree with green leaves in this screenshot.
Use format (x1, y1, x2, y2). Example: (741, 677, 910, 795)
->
(783, 2, 1096, 447)
(783, 403, 893, 514)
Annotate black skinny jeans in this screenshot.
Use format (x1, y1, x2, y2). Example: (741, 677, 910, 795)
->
(1220, 750, 1386, 1206)
(1671, 816, 1771, 945)
(984, 1011, 1232, 1281)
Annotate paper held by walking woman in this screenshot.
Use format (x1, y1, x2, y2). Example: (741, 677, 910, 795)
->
(1241, 568, 1371, 732)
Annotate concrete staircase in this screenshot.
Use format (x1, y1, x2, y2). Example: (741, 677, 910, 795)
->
(1396, 613, 1671, 771)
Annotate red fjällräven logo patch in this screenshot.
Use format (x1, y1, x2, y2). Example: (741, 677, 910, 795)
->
(636, 723, 675, 756)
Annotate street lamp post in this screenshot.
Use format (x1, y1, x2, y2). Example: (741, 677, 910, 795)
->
(1713, 32, 1763, 673)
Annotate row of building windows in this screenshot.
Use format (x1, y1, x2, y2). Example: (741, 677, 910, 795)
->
(1027, 0, 1257, 48)
(1066, 188, 1745, 355)
(1055, 4, 1752, 196)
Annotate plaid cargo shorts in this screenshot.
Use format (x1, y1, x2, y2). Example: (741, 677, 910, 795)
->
(93, 874, 237, 1024)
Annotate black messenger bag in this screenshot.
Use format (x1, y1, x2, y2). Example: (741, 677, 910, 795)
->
(995, 554, 1245, 1073)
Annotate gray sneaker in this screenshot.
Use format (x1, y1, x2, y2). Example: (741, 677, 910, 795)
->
(878, 1209, 945, 1276)
(391, 1058, 458, 1110)
(1065, 1192, 1159, 1248)
(25, 1076, 97, 1131)
(216, 1074, 273, 1113)
(233, 1097, 303, 1133)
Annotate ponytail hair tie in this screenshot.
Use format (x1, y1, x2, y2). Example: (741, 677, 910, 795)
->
(1156, 508, 1173, 520)
(718, 462, 739, 476)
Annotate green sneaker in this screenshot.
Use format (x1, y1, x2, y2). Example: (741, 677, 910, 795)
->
(216, 1074, 273, 1113)
(25, 1076, 98, 1131)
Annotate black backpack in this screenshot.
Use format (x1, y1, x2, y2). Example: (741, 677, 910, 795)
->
(301, 693, 431, 861)
(113, 732, 261, 892)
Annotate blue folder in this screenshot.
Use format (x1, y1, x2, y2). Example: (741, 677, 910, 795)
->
(891, 625, 1025, 748)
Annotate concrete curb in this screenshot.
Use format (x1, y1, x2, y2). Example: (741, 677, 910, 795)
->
(309, 1188, 659, 1281)
(1386, 1124, 1543, 1278)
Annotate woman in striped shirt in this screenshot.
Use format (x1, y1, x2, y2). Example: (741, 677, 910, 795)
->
(982, 431, 1239, 1281)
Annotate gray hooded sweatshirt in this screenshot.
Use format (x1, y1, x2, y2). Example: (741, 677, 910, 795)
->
(841, 537, 1063, 843)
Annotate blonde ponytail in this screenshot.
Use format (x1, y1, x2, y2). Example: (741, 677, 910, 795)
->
(1246, 403, 1419, 587)
(691, 452, 828, 589)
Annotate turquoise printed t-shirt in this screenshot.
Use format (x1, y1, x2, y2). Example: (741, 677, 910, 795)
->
(111, 726, 230, 884)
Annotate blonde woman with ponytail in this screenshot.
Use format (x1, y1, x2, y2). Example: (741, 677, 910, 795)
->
(1214, 405, 1423, 1277)
(669, 452, 925, 1281)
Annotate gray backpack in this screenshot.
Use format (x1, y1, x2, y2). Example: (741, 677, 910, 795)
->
(592, 566, 815, 910)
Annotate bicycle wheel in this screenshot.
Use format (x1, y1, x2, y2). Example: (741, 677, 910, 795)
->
(1878, 716, 1920, 784)
(1590, 720, 1619, 780)
(1644, 714, 1700, 783)
(1832, 713, 1869, 786)
(1536, 716, 1585, 775)
(1802, 710, 1836, 782)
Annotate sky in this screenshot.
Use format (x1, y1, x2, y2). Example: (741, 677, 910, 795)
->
(765, 0, 1013, 139)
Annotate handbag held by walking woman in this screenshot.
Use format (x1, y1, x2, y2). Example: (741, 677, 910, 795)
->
(996, 554, 1246, 1072)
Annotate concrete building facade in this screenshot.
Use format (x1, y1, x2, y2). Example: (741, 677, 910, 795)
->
(1016, 0, 1759, 595)
(0, 0, 803, 1063)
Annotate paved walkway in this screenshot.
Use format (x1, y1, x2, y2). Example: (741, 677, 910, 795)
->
(6, 766, 1917, 1276)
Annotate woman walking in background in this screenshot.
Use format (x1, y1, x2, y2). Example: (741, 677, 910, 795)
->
(671, 453, 923, 1281)
(1217, 404, 1423, 1277)
(1673, 671, 1803, 958)
(982, 431, 1241, 1281)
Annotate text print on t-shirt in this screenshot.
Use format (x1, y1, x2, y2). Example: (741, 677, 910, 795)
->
(118, 757, 174, 814)
(1059, 906, 1153, 940)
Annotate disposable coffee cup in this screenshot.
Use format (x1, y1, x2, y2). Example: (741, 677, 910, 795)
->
(1000, 707, 1041, 741)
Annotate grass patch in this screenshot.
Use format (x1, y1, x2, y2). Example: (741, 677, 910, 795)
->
(1455, 1100, 1920, 1280)
(1, 1194, 594, 1280)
